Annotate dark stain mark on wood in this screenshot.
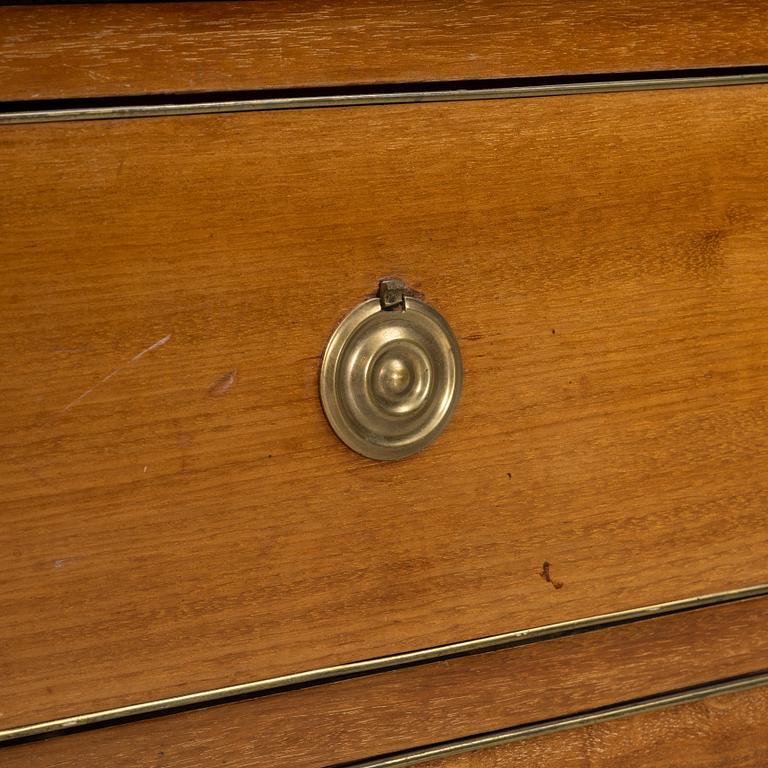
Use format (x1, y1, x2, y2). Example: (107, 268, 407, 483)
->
(506, 472, 512, 479)
(539, 560, 564, 590)
(685, 230, 725, 276)
(208, 369, 237, 397)
(700, 230, 724, 258)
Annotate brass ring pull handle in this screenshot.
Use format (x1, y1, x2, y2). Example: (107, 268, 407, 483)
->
(320, 279, 462, 461)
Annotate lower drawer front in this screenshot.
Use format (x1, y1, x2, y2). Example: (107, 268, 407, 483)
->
(7, 689, 768, 768)
(2, 84, 768, 729)
(423, 686, 768, 768)
(3, 598, 767, 767)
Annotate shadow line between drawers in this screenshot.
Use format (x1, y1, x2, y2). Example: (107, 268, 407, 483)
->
(2, 66, 768, 124)
(2, 583, 768, 745)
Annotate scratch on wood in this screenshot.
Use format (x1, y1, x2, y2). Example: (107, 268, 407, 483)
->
(131, 333, 172, 362)
(61, 334, 172, 412)
(61, 368, 118, 413)
(208, 369, 238, 397)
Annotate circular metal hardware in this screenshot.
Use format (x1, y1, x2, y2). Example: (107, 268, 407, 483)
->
(320, 292, 462, 461)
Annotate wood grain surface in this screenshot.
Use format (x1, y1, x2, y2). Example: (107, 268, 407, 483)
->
(2, 1, 768, 101)
(2, 86, 768, 728)
(2, 598, 767, 767)
(425, 685, 768, 768)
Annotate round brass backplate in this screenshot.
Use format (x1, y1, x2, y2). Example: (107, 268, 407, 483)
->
(320, 292, 462, 461)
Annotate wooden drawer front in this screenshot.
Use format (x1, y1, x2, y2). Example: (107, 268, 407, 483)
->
(2, 598, 767, 767)
(2, 1, 768, 101)
(2, 84, 768, 729)
(419, 686, 768, 768)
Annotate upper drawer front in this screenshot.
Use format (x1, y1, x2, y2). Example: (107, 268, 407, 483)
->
(2, 1, 768, 100)
(2, 85, 768, 729)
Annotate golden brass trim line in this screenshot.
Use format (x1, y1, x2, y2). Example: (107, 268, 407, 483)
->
(344, 672, 768, 768)
(1, 583, 767, 744)
(1, 72, 768, 124)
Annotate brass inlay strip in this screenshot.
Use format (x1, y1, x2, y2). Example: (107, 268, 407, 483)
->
(1, 583, 767, 743)
(346, 672, 768, 768)
(1, 72, 767, 124)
